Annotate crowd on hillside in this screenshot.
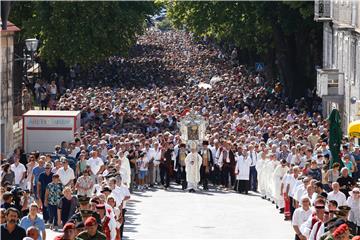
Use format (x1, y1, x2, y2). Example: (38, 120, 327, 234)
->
(2, 28, 359, 240)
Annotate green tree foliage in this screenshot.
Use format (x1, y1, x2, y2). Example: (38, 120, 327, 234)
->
(10, 1, 160, 67)
(166, 1, 322, 99)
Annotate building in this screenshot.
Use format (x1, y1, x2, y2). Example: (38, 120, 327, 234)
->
(315, 0, 360, 131)
(1, 21, 20, 158)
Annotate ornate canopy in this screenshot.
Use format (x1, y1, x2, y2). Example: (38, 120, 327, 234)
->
(177, 110, 208, 147)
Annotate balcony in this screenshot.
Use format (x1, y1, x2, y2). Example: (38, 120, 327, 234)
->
(316, 69, 344, 97)
(314, 0, 332, 21)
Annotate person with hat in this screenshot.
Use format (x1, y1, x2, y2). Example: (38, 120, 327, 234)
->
(175, 143, 188, 190)
(332, 223, 350, 240)
(184, 142, 202, 193)
(75, 222, 86, 236)
(199, 140, 213, 191)
(69, 196, 101, 227)
(95, 204, 118, 240)
(77, 216, 106, 240)
(346, 187, 360, 235)
(54, 222, 77, 240)
(44, 173, 63, 230)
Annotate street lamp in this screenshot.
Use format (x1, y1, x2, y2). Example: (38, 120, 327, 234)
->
(25, 38, 39, 53)
(24, 38, 39, 85)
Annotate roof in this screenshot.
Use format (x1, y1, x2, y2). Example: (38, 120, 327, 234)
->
(0, 21, 20, 33)
(23, 110, 81, 117)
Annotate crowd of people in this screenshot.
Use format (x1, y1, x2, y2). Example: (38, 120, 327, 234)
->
(1, 28, 360, 240)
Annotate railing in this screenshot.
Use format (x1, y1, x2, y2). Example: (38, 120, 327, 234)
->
(316, 69, 344, 96)
(315, 0, 332, 20)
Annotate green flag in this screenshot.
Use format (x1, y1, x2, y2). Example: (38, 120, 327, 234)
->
(327, 109, 343, 168)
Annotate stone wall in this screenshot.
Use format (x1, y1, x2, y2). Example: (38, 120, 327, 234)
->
(0, 31, 15, 158)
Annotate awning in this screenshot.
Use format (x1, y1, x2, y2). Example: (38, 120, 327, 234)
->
(27, 63, 41, 73)
(348, 120, 360, 138)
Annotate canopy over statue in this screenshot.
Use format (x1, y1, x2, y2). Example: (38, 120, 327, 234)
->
(178, 110, 208, 148)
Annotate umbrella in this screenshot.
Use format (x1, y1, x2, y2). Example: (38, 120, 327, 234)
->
(198, 82, 212, 89)
(328, 109, 343, 168)
(210, 76, 223, 85)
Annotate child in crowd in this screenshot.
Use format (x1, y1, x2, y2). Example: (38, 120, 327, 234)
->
(136, 152, 148, 190)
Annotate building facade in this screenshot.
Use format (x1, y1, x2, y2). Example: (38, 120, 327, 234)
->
(0, 22, 20, 158)
(315, 0, 360, 131)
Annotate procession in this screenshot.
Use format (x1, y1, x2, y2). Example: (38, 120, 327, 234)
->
(1, 1, 360, 240)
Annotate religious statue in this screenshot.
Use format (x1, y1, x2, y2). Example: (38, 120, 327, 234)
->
(188, 125, 199, 140)
(177, 110, 208, 148)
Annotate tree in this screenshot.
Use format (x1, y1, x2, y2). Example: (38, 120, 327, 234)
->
(9, 1, 160, 67)
(166, 1, 322, 99)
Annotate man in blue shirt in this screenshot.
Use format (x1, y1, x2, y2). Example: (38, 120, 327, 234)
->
(31, 158, 45, 198)
(37, 163, 53, 224)
(19, 203, 45, 240)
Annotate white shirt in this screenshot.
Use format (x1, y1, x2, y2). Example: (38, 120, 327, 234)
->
(56, 167, 75, 185)
(210, 146, 219, 165)
(87, 157, 104, 175)
(152, 148, 162, 166)
(111, 185, 130, 208)
(247, 151, 258, 167)
(294, 184, 306, 203)
(69, 147, 80, 158)
(10, 163, 26, 185)
(327, 191, 347, 206)
(287, 175, 302, 198)
(300, 212, 318, 238)
(292, 207, 312, 227)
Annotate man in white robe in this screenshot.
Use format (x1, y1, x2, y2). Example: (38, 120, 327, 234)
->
(265, 153, 278, 201)
(118, 151, 131, 187)
(256, 152, 267, 198)
(272, 159, 290, 213)
(185, 142, 202, 192)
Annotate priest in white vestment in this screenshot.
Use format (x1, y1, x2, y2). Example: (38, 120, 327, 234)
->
(185, 142, 202, 192)
(119, 151, 131, 187)
(272, 159, 289, 212)
(265, 153, 279, 201)
(256, 151, 267, 198)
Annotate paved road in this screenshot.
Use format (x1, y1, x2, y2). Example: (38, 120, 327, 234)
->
(46, 185, 293, 240)
(124, 185, 293, 239)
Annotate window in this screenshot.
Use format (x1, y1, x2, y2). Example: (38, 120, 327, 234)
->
(350, 39, 356, 85)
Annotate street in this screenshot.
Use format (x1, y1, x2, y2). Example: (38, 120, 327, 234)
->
(124, 186, 293, 239)
(44, 185, 293, 239)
